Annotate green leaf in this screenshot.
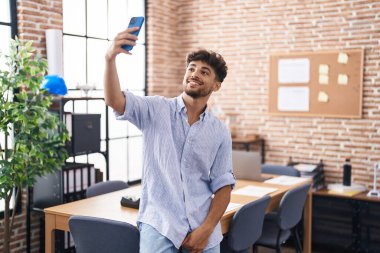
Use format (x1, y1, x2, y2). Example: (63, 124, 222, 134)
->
(0, 39, 68, 200)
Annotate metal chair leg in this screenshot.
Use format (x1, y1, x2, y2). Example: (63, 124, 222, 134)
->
(292, 227, 303, 253)
(275, 230, 283, 253)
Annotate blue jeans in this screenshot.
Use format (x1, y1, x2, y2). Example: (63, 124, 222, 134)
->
(139, 223, 220, 253)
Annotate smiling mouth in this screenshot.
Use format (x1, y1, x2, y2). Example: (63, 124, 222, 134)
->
(189, 82, 200, 88)
(188, 79, 203, 87)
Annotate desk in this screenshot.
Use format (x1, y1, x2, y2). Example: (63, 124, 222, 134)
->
(313, 189, 380, 252)
(232, 136, 265, 163)
(45, 179, 312, 253)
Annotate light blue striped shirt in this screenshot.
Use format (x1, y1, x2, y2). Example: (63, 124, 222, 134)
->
(116, 91, 235, 249)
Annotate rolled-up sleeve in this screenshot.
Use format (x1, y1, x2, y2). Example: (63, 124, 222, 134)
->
(209, 131, 235, 193)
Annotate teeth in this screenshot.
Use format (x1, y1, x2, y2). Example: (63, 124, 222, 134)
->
(189, 81, 201, 85)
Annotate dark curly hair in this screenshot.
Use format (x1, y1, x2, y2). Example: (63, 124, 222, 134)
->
(186, 49, 228, 82)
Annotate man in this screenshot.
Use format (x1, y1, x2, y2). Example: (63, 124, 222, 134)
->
(104, 26, 235, 253)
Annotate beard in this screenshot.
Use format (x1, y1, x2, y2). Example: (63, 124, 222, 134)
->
(183, 78, 213, 99)
(185, 88, 213, 99)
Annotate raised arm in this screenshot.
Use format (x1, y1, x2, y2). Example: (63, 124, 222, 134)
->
(103, 27, 139, 114)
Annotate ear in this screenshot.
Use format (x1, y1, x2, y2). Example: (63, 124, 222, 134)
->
(213, 81, 221, 92)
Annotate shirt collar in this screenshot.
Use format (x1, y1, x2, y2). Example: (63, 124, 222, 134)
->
(176, 94, 209, 121)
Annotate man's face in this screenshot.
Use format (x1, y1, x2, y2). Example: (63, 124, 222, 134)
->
(182, 60, 221, 99)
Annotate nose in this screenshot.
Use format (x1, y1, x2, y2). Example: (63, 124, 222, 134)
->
(191, 69, 200, 79)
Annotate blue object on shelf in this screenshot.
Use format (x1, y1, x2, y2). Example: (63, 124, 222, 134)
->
(41, 75, 67, 95)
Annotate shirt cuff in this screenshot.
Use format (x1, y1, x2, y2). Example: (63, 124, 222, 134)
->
(114, 109, 127, 120)
(113, 90, 129, 120)
(210, 172, 236, 193)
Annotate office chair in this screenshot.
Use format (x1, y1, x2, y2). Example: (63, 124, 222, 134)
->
(86, 180, 129, 198)
(221, 195, 271, 253)
(69, 216, 139, 253)
(255, 183, 311, 253)
(261, 164, 300, 177)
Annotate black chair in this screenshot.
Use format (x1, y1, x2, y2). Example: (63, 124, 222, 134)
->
(261, 164, 300, 177)
(221, 195, 271, 253)
(86, 180, 129, 198)
(69, 216, 139, 253)
(255, 183, 311, 253)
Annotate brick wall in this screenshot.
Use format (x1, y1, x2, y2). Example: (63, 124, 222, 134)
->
(151, 0, 380, 187)
(3, 0, 379, 252)
(0, 190, 43, 253)
(146, 0, 183, 97)
(18, 0, 62, 55)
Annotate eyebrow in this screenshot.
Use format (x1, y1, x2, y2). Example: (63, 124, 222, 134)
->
(188, 63, 211, 72)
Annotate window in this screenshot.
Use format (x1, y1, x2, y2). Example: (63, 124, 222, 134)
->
(62, 0, 146, 183)
(0, 0, 18, 216)
(0, 0, 17, 68)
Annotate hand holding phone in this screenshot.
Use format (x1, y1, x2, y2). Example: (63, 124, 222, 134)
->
(122, 16, 144, 52)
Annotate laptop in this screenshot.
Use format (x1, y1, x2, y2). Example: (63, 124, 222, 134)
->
(232, 150, 271, 182)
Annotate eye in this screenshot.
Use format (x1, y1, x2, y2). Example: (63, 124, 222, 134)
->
(201, 71, 209, 76)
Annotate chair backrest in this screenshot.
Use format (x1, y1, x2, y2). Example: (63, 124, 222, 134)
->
(277, 183, 311, 230)
(228, 195, 271, 251)
(69, 216, 139, 253)
(261, 164, 300, 177)
(86, 180, 129, 198)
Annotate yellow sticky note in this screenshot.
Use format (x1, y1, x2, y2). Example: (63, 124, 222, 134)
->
(319, 74, 329, 85)
(338, 74, 348, 85)
(318, 91, 329, 103)
(319, 64, 329, 75)
(338, 53, 348, 64)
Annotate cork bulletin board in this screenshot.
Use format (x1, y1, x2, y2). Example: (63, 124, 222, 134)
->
(268, 49, 364, 118)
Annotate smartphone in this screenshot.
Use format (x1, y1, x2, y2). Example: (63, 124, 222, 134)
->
(122, 16, 145, 52)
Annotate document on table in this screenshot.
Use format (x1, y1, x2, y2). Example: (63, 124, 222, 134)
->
(265, 176, 309, 186)
(294, 163, 318, 172)
(232, 186, 278, 197)
(225, 202, 243, 213)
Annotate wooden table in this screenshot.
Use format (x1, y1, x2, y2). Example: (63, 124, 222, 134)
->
(45, 179, 312, 253)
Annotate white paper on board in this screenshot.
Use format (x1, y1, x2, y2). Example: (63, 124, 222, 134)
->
(319, 64, 329, 75)
(278, 58, 310, 84)
(278, 87, 310, 112)
(338, 53, 348, 64)
(318, 91, 329, 103)
(338, 74, 348, 85)
(319, 75, 329, 85)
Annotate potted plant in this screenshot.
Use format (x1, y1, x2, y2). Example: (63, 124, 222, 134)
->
(0, 38, 69, 253)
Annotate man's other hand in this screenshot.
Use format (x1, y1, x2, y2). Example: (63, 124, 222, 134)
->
(181, 224, 213, 253)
